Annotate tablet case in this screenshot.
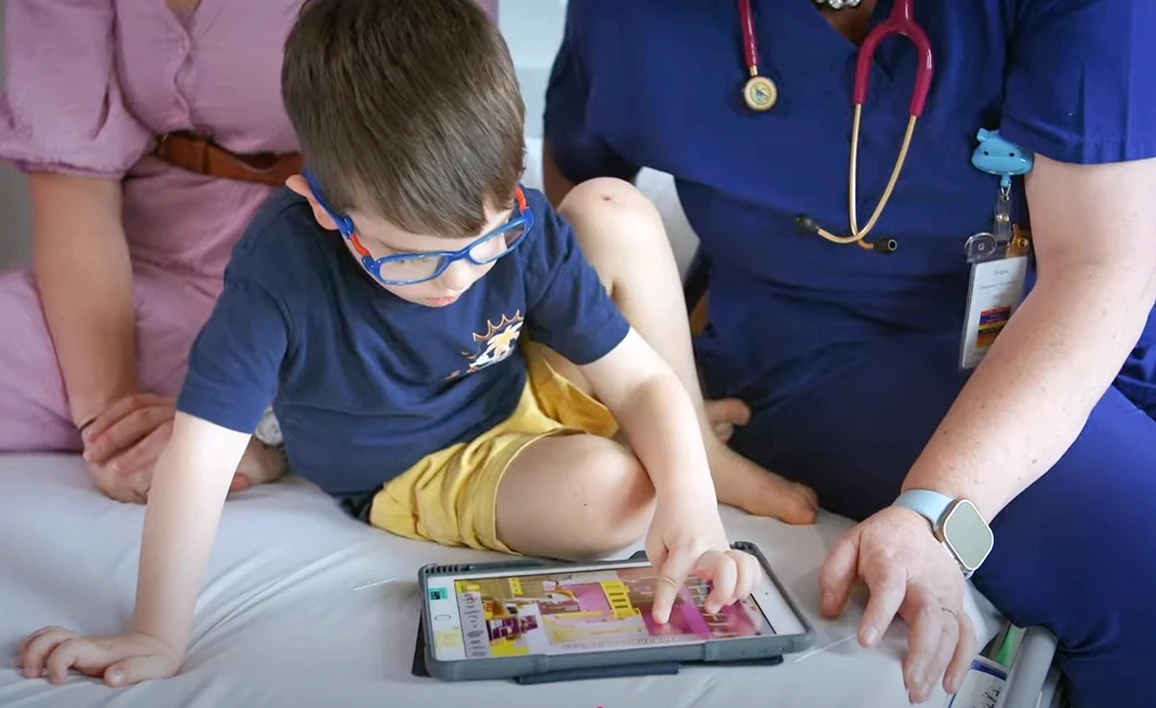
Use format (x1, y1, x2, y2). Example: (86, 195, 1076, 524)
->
(417, 543, 809, 683)
(412, 615, 784, 684)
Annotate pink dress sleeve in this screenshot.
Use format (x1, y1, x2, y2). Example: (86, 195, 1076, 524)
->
(0, 1, 153, 177)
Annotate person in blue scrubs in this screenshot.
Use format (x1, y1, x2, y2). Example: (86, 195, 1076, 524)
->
(543, 1, 1156, 705)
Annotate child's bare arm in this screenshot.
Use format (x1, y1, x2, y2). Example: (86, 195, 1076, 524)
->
(132, 413, 252, 648)
(16, 413, 250, 687)
(581, 328, 714, 497)
(579, 328, 759, 621)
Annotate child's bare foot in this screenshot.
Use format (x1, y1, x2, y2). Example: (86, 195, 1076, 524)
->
(705, 397, 751, 443)
(231, 439, 288, 493)
(702, 396, 817, 522)
(707, 440, 818, 524)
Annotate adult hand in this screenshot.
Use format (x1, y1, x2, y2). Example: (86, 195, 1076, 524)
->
(818, 506, 975, 704)
(16, 626, 180, 687)
(80, 393, 256, 502)
(645, 487, 760, 623)
(81, 393, 176, 503)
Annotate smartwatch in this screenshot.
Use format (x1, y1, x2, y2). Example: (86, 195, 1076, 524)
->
(892, 489, 994, 578)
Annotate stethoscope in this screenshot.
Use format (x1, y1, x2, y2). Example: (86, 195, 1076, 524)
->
(737, 0, 934, 254)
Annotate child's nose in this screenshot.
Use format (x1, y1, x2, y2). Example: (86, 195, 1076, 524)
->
(437, 259, 476, 291)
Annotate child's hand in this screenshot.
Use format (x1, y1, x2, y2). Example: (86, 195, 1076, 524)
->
(15, 626, 180, 687)
(644, 489, 760, 624)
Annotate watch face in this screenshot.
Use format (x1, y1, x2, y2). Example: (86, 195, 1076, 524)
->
(942, 500, 994, 571)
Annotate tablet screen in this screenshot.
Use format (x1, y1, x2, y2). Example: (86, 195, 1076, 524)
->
(425, 559, 805, 662)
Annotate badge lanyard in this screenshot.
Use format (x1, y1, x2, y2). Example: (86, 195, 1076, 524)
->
(959, 129, 1035, 370)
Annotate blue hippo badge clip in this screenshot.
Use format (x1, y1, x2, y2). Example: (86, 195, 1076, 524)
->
(958, 129, 1035, 371)
(972, 129, 1034, 188)
(965, 129, 1034, 264)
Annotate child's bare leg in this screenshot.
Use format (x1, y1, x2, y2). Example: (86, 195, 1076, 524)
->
(496, 435, 655, 560)
(547, 178, 818, 524)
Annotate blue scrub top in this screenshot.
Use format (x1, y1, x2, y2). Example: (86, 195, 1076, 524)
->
(544, 0, 1156, 412)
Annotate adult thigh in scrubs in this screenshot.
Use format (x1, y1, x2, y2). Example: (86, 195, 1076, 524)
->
(544, 1, 1156, 705)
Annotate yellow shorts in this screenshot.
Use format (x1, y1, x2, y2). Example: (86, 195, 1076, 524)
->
(367, 342, 618, 554)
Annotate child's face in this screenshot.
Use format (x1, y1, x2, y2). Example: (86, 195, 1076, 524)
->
(288, 175, 512, 307)
(341, 204, 512, 307)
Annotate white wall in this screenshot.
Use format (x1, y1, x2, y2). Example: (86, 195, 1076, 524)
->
(0, 2, 696, 277)
(500, 0, 568, 139)
(0, 5, 33, 271)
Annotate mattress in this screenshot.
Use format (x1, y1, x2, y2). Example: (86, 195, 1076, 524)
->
(0, 453, 1002, 708)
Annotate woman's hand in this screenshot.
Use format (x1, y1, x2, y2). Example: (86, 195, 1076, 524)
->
(645, 487, 760, 623)
(15, 626, 181, 687)
(81, 393, 278, 502)
(81, 393, 175, 502)
(818, 506, 976, 704)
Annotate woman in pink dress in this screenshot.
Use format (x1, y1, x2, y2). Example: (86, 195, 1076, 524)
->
(0, 0, 498, 501)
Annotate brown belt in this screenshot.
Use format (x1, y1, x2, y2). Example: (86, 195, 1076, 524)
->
(153, 131, 302, 186)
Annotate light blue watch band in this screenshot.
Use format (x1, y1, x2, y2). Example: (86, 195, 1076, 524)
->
(892, 489, 953, 529)
(893, 489, 996, 578)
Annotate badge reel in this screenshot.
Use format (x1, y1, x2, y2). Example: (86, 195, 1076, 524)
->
(959, 129, 1034, 370)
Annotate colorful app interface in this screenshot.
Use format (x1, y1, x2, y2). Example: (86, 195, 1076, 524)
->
(453, 567, 774, 658)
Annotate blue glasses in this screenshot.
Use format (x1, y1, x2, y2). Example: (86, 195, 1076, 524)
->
(303, 170, 534, 286)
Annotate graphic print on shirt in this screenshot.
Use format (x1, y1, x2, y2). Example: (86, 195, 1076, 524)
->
(447, 311, 525, 379)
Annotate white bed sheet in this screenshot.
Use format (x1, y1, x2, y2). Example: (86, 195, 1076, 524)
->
(0, 454, 1002, 708)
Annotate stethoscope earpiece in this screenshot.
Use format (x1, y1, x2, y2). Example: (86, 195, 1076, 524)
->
(872, 238, 898, 254)
(794, 214, 820, 235)
(795, 214, 897, 254)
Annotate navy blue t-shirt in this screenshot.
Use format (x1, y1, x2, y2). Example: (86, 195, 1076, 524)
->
(176, 186, 630, 499)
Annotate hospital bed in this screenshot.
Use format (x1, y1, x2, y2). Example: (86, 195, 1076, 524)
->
(0, 138, 1061, 708)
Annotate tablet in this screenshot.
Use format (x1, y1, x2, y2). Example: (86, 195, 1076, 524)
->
(418, 541, 815, 681)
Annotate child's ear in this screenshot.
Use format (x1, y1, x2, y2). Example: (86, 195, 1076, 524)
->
(285, 174, 340, 231)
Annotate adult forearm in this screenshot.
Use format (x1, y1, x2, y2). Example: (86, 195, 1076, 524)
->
(902, 268, 1155, 521)
(29, 172, 138, 427)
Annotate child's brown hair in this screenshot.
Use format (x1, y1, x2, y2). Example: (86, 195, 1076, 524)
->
(282, 0, 526, 237)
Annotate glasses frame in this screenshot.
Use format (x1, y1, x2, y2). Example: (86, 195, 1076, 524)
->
(303, 170, 534, 286)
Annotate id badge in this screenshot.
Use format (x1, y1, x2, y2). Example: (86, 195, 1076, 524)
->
(958, 230, 1030, 370)
(960, 128, 1035, 369)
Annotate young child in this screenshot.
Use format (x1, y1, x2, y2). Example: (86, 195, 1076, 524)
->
(15, 0, 813, 687)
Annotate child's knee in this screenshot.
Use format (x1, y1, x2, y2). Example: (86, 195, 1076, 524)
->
(557, 178, 670, 262)
(558, 177, 653, 217)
